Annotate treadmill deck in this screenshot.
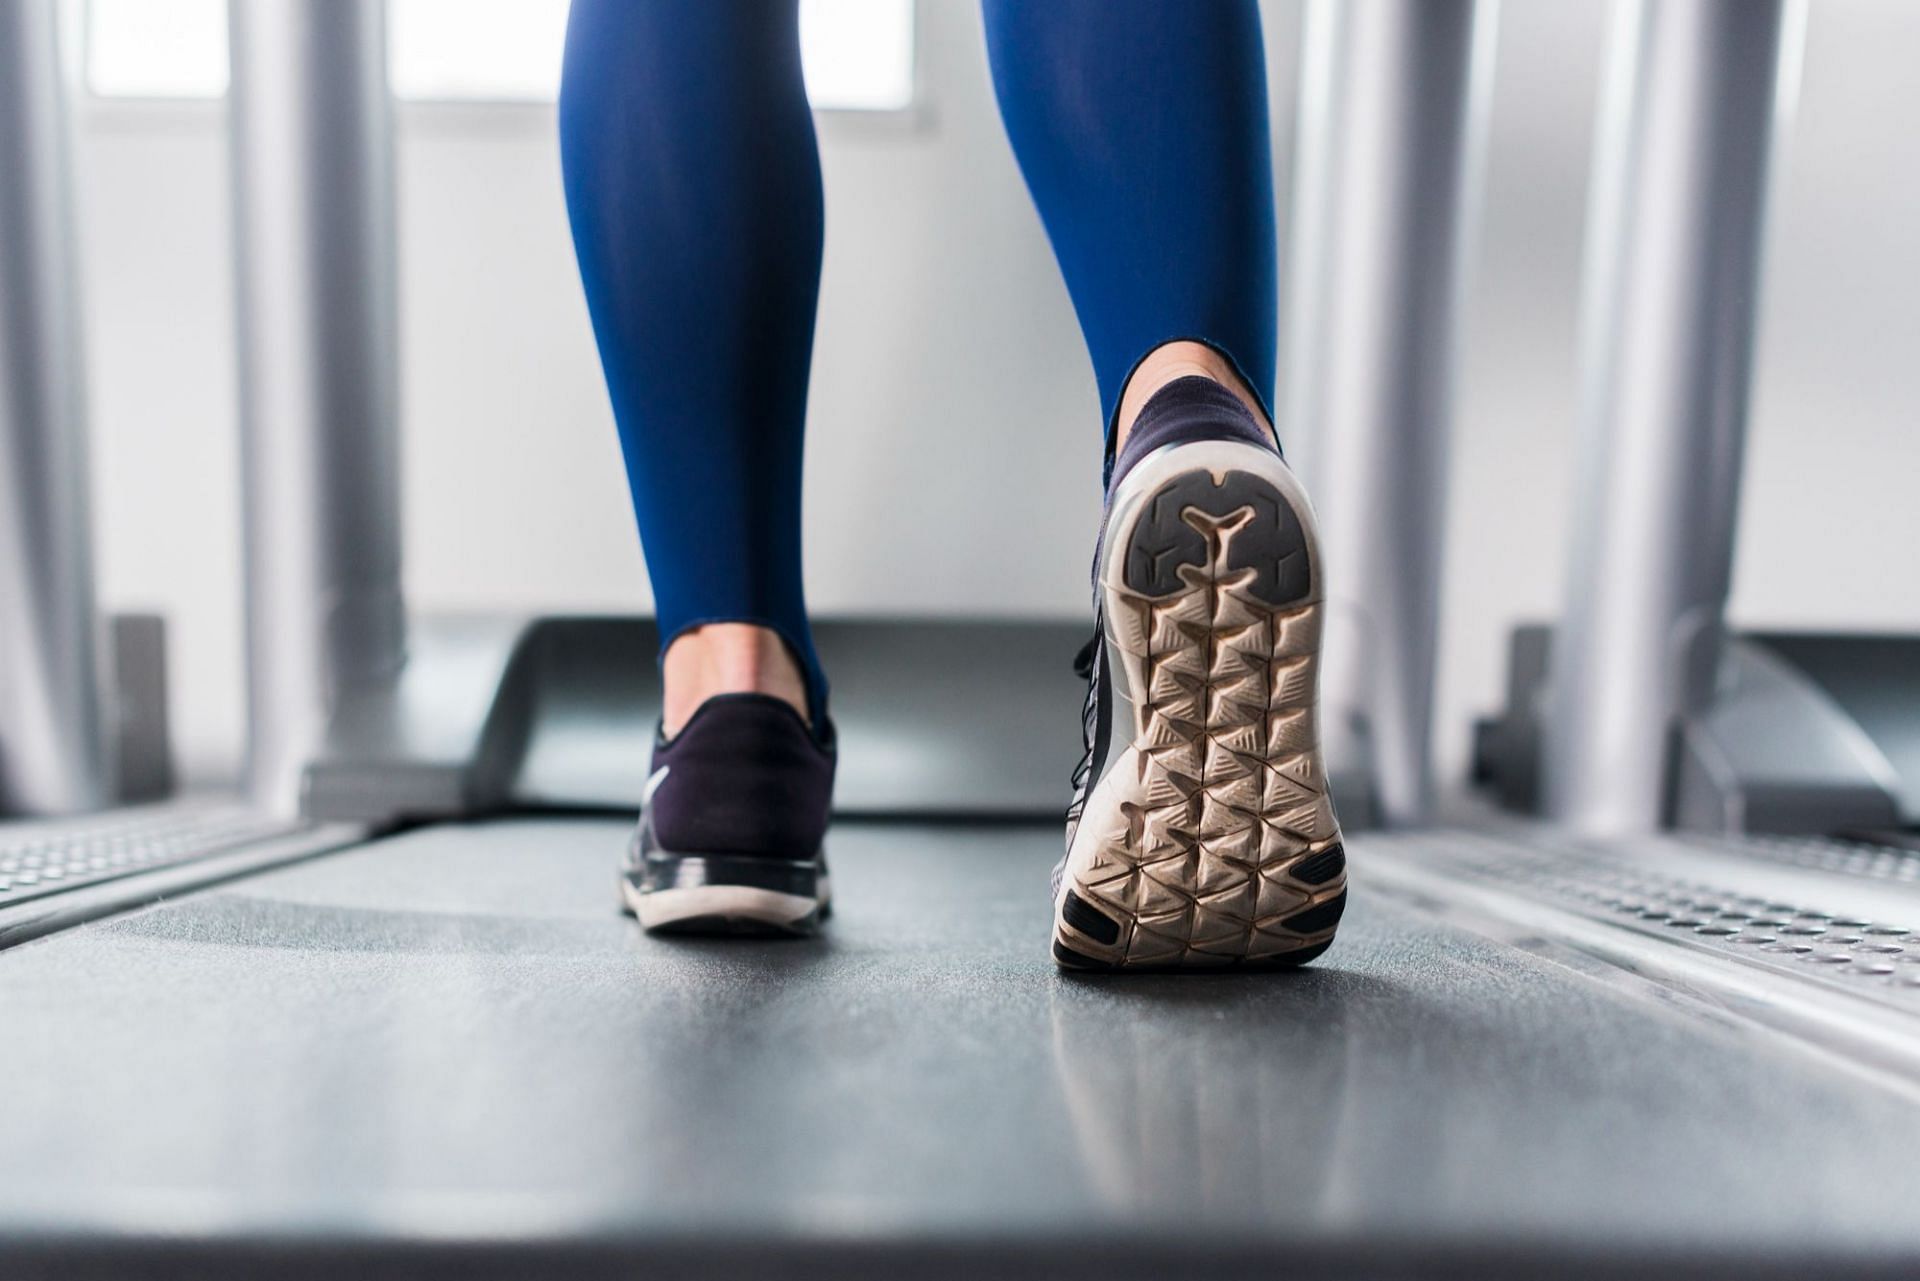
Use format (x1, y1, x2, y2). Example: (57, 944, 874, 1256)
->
(3, 819, 1920, 1278)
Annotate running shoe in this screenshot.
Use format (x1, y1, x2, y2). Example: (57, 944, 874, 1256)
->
(622, 692, 834, 935)
(1053, 376, 1347, 970)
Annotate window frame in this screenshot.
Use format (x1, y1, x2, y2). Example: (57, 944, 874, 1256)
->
(70, 0, 929, 133)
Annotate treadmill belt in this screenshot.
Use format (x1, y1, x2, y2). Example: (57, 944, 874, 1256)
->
(3, 819, 1919, 1279)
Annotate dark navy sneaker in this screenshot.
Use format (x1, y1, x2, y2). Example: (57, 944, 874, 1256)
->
(1053, 376, 1347, 971)
(622, 692, 835, 935)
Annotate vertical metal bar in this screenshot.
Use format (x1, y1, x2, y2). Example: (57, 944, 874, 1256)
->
(1284, 0, 1495, 827)
(0, 0, 111, 816)
(1543, 0, 1792, 834)
(229, 0, 406, 815)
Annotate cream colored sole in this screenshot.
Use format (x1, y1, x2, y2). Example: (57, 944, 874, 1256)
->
(1053, 440, 1348, 971)
(621, 878, 829, 936)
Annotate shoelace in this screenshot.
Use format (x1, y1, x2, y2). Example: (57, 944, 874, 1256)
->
(1065, 515, 1111, 850)
(1064, 624, 1102, 835)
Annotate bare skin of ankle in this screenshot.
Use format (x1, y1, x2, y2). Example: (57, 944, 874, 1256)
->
(661, 623, 809, 736)
(1112, 340, 1276, 453)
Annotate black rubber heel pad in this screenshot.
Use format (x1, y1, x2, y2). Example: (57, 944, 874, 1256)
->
(1291, 844, 1347, 887)
(1126, 469, 1310, 605)
(1053, 939, 1117, 971)
(1273, 938, 1333, 968)
(1281, 891, 1348, 935)
(1062, 890, 1121, 945)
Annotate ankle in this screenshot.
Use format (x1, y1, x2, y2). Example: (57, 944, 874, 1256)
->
(661, 623, 810, 736)
(1114, 341, 1275, 453)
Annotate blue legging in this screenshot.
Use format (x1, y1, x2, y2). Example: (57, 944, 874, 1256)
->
(559, 1, 1276, 721)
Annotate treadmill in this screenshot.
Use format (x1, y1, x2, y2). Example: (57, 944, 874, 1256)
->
(5, 2, 1919, 1278)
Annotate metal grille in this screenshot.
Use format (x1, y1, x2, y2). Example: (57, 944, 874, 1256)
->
(1390, 834, 1920, 1005)
(0, 803, 307, 909)
(1679, 832, 1920, 886)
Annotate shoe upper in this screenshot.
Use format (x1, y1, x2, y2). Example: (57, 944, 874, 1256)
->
(642, 693, 835, 860)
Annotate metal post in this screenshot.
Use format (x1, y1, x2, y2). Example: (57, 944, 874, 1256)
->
(1542, 0, 1792, 834)
(0, 0, 111, 816)
(1283, 0, 1494, 827)
(229, 0, 406, 815)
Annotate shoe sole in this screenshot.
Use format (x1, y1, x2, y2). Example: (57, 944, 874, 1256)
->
(619, 839, 831, 937)
(621, 880, 827, 936)
(1053, 439, 1347, 972)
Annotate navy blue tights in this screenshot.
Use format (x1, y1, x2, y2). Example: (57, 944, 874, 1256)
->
(559, 1, 1277, 720)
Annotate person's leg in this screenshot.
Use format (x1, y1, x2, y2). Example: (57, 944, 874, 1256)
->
(984, 3, 1347, 971)
(559, 0, 821, 736)
(980, 0, 1278, 458)
(560, 1, 834, 935)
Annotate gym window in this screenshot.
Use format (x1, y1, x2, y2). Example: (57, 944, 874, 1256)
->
(79, 0, 917, 111)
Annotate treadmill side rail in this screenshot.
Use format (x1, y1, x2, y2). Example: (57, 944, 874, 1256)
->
(300, 614, 537, 823)
(1542, 0, 1794, 834)
(1675, 641, 1903, 835)
(229, 0, 407, 817)
(1284, 0, 1493, 829)
(297, 616, 1388, 827)
(1477, 625, 1908, 838)
(0, 0, 112, 817)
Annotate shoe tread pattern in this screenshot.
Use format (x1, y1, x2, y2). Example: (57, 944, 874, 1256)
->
(1058, 464, 1346, 970)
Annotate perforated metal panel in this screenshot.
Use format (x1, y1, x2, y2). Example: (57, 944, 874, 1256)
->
(0, 803, 308, 909)
(1681, 832, 1920, 886)
(1441, 838, 1919, 995)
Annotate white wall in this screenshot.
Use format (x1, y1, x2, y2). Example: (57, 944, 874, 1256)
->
(73, 0, 1920, 791)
